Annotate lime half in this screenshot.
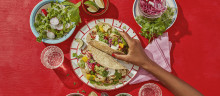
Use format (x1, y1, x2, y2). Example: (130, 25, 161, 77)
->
(88, 91, 98, 96)
(95, 0, 105, 8)
(84, 1, 99, 13)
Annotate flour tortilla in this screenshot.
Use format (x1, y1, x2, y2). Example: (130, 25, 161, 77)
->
(80, 45, 126, 89)
(87, 45, 126, 69)
(86, 22, 124, 55)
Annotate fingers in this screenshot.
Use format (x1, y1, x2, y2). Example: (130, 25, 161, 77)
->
(119, 31, 133, 45)
(112, 53, 128, 61)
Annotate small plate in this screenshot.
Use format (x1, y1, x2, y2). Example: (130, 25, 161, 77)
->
(70, 18, 140, 90)
(82, 0, 109, 16)
(133, 0, 178, 30)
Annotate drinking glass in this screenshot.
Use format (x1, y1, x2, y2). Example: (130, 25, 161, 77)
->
(41, 46, 64, 69)
(139, 83, 162, 96)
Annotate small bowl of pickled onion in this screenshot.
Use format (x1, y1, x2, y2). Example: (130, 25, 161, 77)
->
(138, 0, 166, 18)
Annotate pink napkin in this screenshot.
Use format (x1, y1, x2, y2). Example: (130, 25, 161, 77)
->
(129, 32, 172, 84)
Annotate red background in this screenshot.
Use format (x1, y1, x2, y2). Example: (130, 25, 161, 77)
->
(0, 0, 219, 96)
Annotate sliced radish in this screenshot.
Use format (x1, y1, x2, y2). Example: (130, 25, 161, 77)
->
(50, 17, 59, 25)
(41, 9, 48, 16)
(50, 24, 56, 29)
(47, 31, 55, 39)
(65, 23, 71, 29)
(56, 24, 63, 30)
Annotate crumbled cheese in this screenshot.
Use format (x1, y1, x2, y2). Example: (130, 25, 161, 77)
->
(107, 68, 115, 76)
(111, 44, 119, 50)
(103, 25, 111, 32)
(95, 35, 99, 41)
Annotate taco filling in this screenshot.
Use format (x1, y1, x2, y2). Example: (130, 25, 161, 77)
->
(76, 50, 128, 86)
(89, 23, 129, 54)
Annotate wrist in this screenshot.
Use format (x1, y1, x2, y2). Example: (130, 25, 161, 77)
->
(141, 59, 155, 71)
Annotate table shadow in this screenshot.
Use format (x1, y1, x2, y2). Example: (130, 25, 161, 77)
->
(53, 57, 83, 89)
(167, 1, 192, 76)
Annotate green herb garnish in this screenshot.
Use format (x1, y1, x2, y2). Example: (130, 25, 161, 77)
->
(78, 60, 85, 68)
(81, 90, 86, 93)
(136, 7, 175, 42)
(72, 53, 82, 59)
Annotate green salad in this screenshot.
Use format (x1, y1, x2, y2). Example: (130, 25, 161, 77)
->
(136, 7, 175, 42)
(34, 1, 81, 42)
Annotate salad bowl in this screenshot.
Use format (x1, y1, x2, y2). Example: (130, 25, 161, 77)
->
(30, 0, 76, 44)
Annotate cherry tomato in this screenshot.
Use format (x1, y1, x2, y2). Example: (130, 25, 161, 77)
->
(41, 9, 48, 16)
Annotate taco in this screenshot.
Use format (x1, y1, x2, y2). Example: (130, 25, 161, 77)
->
(76, 45, 128, 89)
(86, 22, 129, 55)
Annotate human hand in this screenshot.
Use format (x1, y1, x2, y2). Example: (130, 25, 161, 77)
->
(112, 31, 153, 68)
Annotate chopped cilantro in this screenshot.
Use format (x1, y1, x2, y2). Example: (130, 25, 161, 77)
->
(72, 53, 82, 59)
(81, 90, 86, 93)
(90, 71, 95, 75)
(102, 70, 109, 77)
(78, 60, 85, 68)
(89, 59, 95, 63)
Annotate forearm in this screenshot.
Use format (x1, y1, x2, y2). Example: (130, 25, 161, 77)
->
(142, 60, 203, 96)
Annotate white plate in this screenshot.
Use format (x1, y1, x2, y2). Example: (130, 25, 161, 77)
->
(70, 18, 140, 90)
(133, 0, 178, 30)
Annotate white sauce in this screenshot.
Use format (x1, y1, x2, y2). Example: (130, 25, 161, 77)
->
(107, 68, 115, 76)
(103, 25, 111, 32)
(95, 35, 99, 41)
(111, 44, 119, 50)
(85, 63, 91, 71)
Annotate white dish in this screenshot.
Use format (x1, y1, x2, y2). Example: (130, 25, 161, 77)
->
(133, 0, 178, 30)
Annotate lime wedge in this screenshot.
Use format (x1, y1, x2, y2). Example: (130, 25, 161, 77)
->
(95, 0, 104, 8)
(84, 1, 99, 9)
(88, 91, 98, 96)
(75, 38, 84, 49)
(87, 6, 98, 13)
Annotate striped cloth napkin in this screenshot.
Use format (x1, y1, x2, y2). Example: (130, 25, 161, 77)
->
(129, 32, 172, 84)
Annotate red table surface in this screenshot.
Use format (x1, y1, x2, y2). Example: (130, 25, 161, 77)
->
(0, 0, 220, 96)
